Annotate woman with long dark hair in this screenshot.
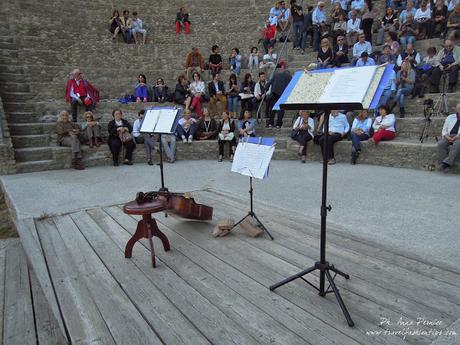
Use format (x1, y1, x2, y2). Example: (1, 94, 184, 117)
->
(239, 73, 255, 118)
(225, 74, 240, 119)
(134, 74, 149, 102)
(360, 0, 375, 42)
(109, 10, 122, 41)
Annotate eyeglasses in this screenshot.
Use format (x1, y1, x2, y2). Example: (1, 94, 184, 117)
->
(337, 38, 344, 41)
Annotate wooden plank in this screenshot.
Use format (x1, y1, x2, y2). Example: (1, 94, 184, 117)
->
(29, 268, 68, 345)
(106, 206, 397, 345)
(82, 208, 261, 345)
(3, 240, 36, 345)
(90, 208, 316, 345)
(15, 218, 67, 339)
(35, 218, 116, 345)
(52, 214, 164, 345)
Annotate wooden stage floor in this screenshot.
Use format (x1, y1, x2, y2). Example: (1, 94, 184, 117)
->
(14, 190, 460, 345)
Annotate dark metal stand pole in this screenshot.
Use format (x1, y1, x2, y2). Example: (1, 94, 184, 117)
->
(231, 177, 274, 240)
(158, 134, 168, 192)
(269, 110, 354, 327)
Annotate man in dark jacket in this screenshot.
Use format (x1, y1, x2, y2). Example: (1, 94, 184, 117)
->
(265, 70, 292, 128)
(208, 73, 227, 116)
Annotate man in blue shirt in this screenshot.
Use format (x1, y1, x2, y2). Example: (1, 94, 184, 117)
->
(356, 52, 376, 66)
(352, 33, 372, 65)
(317, 110, 350, 164)
(312, 1, 328, 51)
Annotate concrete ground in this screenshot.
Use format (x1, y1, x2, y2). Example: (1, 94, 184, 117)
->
(1, 160, 459, 271)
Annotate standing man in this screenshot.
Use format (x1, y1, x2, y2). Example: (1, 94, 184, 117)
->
(65, 69, 99, 122)
(291, 0, 306, 53)
(266, 70, 292, 129)
(254, 72, 270, 121)
(438, 103, 460, 172)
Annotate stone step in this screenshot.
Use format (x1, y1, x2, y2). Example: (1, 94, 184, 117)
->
(0, 72, 26, 82)
(11, 134, 50, 148)
(0, 82, 31, 92)
(1, 91, 32, 102)
(5, 111, 38, 123)
(8, 123, 54, 136)
(15, 159, 57, 174)
(14, 147, 53, 162)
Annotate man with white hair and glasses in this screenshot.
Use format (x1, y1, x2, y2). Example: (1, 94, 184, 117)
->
(438, 103, 460, 172)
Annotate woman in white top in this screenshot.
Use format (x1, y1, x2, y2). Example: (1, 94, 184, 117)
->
(414, 2, 433, 38)
(189, 72, 206, 118)
(371, 105, 396, 144)
(291, 110, 315, 163)
(217, 111, 236, 162)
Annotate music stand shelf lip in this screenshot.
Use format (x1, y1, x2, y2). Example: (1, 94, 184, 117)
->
(280, 103, 364, 111)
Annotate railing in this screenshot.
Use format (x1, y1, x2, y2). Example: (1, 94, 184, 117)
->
(0, 97, 5, 140)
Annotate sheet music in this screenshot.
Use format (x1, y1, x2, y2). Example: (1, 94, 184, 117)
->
(155, 109, 177, 133)
(231, 142, 275, 179)
(319, 66, 377, 104)
(140, 109, 160, 133)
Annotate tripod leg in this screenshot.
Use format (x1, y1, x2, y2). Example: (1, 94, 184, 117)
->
(252, 213, 274, 240)
(231, 213, 251, 230)
(270, 265, 317, 291)
(329, 265, 350, 279)
(324, 270, 354, 327)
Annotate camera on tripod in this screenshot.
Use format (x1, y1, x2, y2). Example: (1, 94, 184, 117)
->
(423, 98, 433, 118)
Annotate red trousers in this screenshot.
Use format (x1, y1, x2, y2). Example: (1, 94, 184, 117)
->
(373, 129, 396, 144)
(175, 22, 190, 34)
(190, 95, 204, 117)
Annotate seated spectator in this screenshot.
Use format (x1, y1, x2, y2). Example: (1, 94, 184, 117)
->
(317, 38, 333, 69)
(430, 40, 460, 93)
(266, 69, 291, 128)
(332, 12, 347, 45)
(229, 48, 242, 76)
(395, 60, 415, 117)
(248, 47, 260, 70)
(65, 69, 99, 122)
(197, 108, 218, 140)
(334, 0, 348, 11)
(291, 110, 314, 163)
(185, 47, 204, 81)
(330, 2, 346, 25)
(396, 43, 421, 70)
(399, 0, 416, 24)
(317, 110, 349, 165)
(350, 109, 372, 164)
(120, 10, 133, 43)
(351, 0, 365, 13)
(379, 45, 395, 64)
(254, 71, 270, 120)
(176, 7, 191, 35)
(269, 1, 282, 27)
(352, 33, 372, 65)
(432, 0, 448, 38)
(109, 10, 122, 41)
(446, 3, 460, 40)
(448, 0, 460, 12)
(377, 7, 398, 45)
(132, 109, 156, 165)
(385, 31, 400, 57)
(360, 0, 376, 43)
(260, 46, 278, 71)
(261, 19, 277, 54)
(413, 47, 437, 97)
(415, 2, 433, 38)
(226, 74, 240, 119)
(217, 111, 236, 162)
(304, 5, 315, 49)
(153, 78, 169, 103)
(312, 1, 328, 52)
(399, 13, 419, 51)
(278, 1, 291, 42)
(208, 73, 227, 116)
(238, 110, 256, 138)
(438, 103, 460, 172)
(346, 10, 361, 46)
(208, 45, 223, 76)
(239, 73, 255, 117)
(81, 111, 101, 148)
(176, 109, 197, 143)
(291, 0, 306, 53)
(131, 12, 147, 44)
(387, 0, 404, 11)
(370, 105, 396, 144)
(189, 72, 206, 118)
(333, 35, 349, 67)
(135, 74, 149, 102)
(356, 51, 375, 66)
(174, 75, 191, 109)
(108, 109, 136, 166)
(56, 110, 84, 170)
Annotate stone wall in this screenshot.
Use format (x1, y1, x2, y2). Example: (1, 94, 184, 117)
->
(0, 97, 16, 175)
(0, 187, 16, 238)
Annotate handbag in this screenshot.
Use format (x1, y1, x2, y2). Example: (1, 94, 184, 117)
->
(218, 132, 234, 141)
(119, 131, 132, 143)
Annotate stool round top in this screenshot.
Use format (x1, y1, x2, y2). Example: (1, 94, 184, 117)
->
(123, 199, 168, 215)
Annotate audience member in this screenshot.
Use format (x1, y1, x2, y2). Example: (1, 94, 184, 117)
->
(396, 43, 421, 69)
(413, 47, 437, 97)
(346, 10, 361, 46)
(446, 4, 460, 39)
(448, 0, 460, 12)
(261, 19, 277, 54)
(399, 13, 419, 50)
(240, 73, 255, 117)
(414, 2, 433, 38)
(379, 45, 395, 64)
(226, 74, 240, 119)
(189, 72, 206, 118)
(317, 38, 333, 69)
(399, 0, 416, 24)
(377, 7, 398, 45)
(432, 0, 448, 38)
(317, 110, 349, 165)
(332, 12, 347, 45)
(370, 105, 396, 144)
(350, 110, 372, 164)
(153, 78, 169, 103)
(291, 0, 306, 53)
(109, 10, 122, 41)
(260, 46, 278, 71)
(65, 69, 99, 122)
(376, 68, 397, 111)
(217, 111, 236, 162)
(386, 31, 401, 56)
(395, 60, 415, 117)
(229, 48, 242, 76)
(120, 10, 133, 43)
(330, 2, 346, 24)
(81, 111, 101, 148)
(197, 108, 218, 140)
(131, 12, 147, 44)
(356, 51, 376, 66)
(208, 73, 227, 116)
(108, 109, 136, 166)
(162, 134, 176, 163)
(352, 33, 372, 65)
(248, 47, 260, 70)
(351, 0, 365, 12)
(254, 72, 270, 120)
(304, 6, 315, 49)
(238, 110, 257, 138)
(56, 110, 84, 170)
(430, 39, 460, 93)
(360, 0, 376, 43)
(333, 35, 349, 67)
(334, 0, 348, 11)
(266, 70, 292, 129)
(185, 47, 204, 81)
(437, 103, 460, 172)
(176, 7, 191, 35)
(135, 74, 149, 102)
(132, 109, 156, 165)
(174, 75, 191, 109)
(177, 109, 197, 143)
(291, 110, 314, 163)
(269, 1, 283, 26)
(208, 45, 223, 76)
(312, 1, 328, 52)
(278, 1, 291, 41)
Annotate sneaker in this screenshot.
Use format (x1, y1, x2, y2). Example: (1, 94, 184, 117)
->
(301, 49, 305, 54)
(301, 155, 306, 163)
(351, 151, 357, 165)
(327, 158, 336, 165)
(230, 155, 234, 162)
(182, 135, 187, 143)
(218, 155, 223, 162)
(188, 135, 193, 143)
(148, 160, 153, 166)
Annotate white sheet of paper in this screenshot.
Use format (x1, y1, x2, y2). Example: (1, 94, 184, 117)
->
(231, 142, 275, 179)
(319, 66, 377, 104)
(155, 109, 177, 133)
(140, 109, 160, 133)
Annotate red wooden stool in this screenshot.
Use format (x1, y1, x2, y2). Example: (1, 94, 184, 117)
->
(123, 199, 171, 268)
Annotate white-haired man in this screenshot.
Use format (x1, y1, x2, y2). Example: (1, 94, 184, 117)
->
(438, 103, 460, 172)
(65, 69, 99, 122)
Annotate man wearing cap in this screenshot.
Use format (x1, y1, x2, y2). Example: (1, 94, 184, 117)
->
(65, 69, 100, 122)
(356, 52, 376, 67)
